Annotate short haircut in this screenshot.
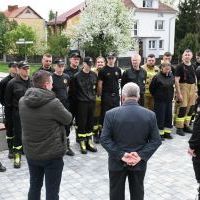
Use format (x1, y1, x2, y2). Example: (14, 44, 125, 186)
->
(96, 56, 105, 62)
(163, 52, 172, 57)
(183, 49, 193, 54)
(131, 53, 141, 61)
(122, 82, 140, 98)
(147, 54, 155, 58)
(32, 70, 51, 88)
(43, 53, 52, 58)
(196, 52, 200, 57)
(160, 62, 171, 68)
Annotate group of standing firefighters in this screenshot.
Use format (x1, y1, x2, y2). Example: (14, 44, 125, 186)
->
(0, 49, 200, 171)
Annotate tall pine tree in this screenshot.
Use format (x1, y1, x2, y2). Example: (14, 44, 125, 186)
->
(175, 0, 200, 55)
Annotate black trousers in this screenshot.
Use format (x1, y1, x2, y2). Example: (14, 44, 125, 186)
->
(109, 170, 146, 200)
(193, 156, 200, 183)
(139, 94, 144, 107)
(76, 101, 95, 139)
(154, 101, 173, 130)
(100, 94, 120, 125)
(4, 106, 14, 139)
(12, 109, 22, 151)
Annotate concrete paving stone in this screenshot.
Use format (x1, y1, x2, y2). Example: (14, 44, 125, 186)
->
(0, 129, 198, 199)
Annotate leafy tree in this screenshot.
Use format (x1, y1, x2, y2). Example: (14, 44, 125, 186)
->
(49, 10, 56, 21)
(73, 0, 135, 57)
(0, 13, 17, 55)
(47, 34, 70, 57)
(4, 23, 36, 57)
(177, 33, 200, 56)
(175, 0, 200, 56)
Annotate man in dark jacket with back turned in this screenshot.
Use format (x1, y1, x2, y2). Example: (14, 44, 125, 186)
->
(101, 82, 161, 200)
(19, 70, 72, 200)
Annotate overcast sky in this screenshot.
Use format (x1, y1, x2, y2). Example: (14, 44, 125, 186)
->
(0, 0, 84, 20)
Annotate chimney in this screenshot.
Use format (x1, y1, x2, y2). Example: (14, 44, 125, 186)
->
(8, 5, 18, 12)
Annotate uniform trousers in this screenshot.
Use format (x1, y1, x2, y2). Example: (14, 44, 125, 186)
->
(76, 101, 95, 139)
(100, 93, 120, 125)
(109, 169, 146, 200)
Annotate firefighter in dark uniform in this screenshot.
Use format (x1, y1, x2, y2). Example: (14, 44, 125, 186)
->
(38, 53, 54, 73)
(121, 53, 146, 106)
(74, 57, 98, 154)
(52, 59, 74, 156)
(0, 62, 18, 159)
(175, 49, 197, 136)
(5, 61, 31, 168)
(150, 62, 175, 140)
(98, 52, 121, 127)
(64, 52, 81, 141)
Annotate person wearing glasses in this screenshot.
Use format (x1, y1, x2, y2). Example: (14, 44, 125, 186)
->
(39, 53, 54, 73)
(98, 52, 121, 128)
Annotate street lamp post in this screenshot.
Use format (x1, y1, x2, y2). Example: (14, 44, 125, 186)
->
(16, 38, 33, 60)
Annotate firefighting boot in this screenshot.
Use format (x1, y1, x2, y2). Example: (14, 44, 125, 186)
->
(7, 139, 14, 159)
(183, 125, 193, 133)
(14, 152, 21, 169)
(86, 137, 97, 152)
(176, 128, 185, 136)
(80, 140, 87, 154)
(66, 138, 75, 156)
(0, 162, 6, 172)
(164, 133, 173, 139)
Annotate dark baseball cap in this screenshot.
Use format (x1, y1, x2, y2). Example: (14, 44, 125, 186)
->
(55, 59, 65, 65)
(18, 61, 30, 68)
(83, 57, 93, 66)
(106, 52, 117, 58)
(69, 52, 81, 58)
(8, 61, 18, 68)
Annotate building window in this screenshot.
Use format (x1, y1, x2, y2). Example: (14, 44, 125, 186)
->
(143, 0, 153, 8)
(149, 40, 157, 49)
(155, 20, 164, 30)
(159, 40, 164, 49)
(133, 21, 138, 36)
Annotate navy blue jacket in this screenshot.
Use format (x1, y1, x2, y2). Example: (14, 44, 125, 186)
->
(101, 100, 161, 171)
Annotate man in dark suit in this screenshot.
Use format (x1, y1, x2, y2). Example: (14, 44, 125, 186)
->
(101, 82, 162, 200)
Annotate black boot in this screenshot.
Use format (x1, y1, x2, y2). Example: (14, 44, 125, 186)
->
(86, 137, 97, 152)
(0, 162, 6, 172)
(80, 140, 87, 154)
(66, 138, 75, 156)
(14, 152, 21, 169)
(183, 125, 193, 133)
(176, 128, 185, 136)
(164, 133, 173, 139)
(7, 139, 14, 159)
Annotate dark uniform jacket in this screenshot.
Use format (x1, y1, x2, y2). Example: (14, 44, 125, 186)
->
(189, 112, 200, 157)
(5, 75, 31, 109)
(52, 73, 70, 107)
(101, 100, 161, 171)
(195, 62, 200, 96)
(64, 66, 80, 98)
(74, 70, 97, 102)
(0, 74, 14, 106)
(149, 72, 174, 102)
(98, 65, 121, 95)
(19, 88, 72, 160)
(121, 67, 147, 94)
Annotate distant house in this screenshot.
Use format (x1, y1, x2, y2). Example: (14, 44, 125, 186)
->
(48, 2, 85, 36)
(48, 0, 177, 58)
(4, 5, 47, 43)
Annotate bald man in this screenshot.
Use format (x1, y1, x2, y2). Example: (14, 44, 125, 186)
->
(121, 53, 147, 106)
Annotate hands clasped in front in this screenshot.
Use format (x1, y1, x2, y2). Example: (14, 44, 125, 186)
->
(121, 152, 141, 166)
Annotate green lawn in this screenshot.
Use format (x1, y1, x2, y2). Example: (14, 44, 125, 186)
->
(0, 63, 40, 75)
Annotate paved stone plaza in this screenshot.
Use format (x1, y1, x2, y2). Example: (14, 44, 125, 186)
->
(0, 130, 198, 200)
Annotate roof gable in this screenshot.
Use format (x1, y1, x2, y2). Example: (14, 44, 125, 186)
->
(4, 6, 44, 19)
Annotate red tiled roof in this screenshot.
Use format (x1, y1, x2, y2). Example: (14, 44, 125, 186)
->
(4, 6, 43, 19)
(123, 0, 137, 9)
(48, 2, 85, 25)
